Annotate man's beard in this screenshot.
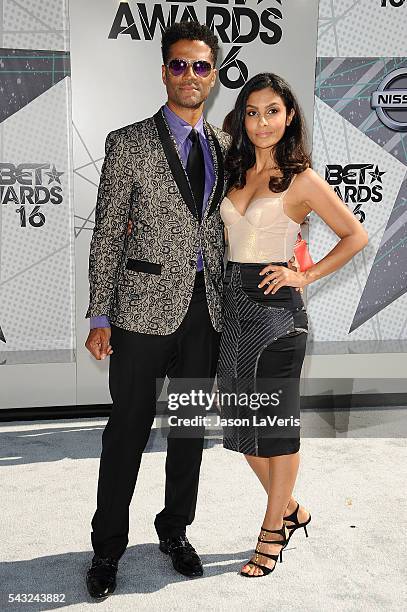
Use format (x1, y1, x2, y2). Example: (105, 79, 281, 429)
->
(179, 98, 205, 110)
(175, 87, 206, 110)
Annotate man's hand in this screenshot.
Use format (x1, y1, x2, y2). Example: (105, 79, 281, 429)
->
(288, 255, 298, 272)
(288, 255, 303, 293)
(85, 328, 113, 360)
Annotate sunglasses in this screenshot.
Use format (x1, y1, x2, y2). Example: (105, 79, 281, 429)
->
(166, 58, 213, 78)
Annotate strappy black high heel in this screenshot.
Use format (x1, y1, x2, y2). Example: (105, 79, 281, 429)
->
(283, 502, 311, 544)
(241, 524, 288, 578)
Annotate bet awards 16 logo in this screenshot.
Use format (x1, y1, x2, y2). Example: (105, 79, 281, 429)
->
(325, 164, 385, 223)
(108, 0, 284, 89)
(0, 163, 64, 228)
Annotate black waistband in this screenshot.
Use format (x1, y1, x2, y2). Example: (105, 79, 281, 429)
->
(224, 261, 303, 310)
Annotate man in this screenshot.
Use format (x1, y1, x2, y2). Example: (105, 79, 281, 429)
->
(85, 21, 231, 599)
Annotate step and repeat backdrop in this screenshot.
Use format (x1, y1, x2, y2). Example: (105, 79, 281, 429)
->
(70, 0, 319, 405)
(0, 0, 77, 408)
(0, 0, 406, 409)
(309, 0, 407, 354)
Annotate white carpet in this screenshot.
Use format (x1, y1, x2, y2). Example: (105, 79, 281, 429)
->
(0, 416, 406, 611)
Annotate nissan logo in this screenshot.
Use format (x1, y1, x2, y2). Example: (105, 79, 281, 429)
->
(371, 68, 407, 132)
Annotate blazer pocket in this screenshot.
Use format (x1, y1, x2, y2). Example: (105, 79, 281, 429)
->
(125, 258, 162, 275)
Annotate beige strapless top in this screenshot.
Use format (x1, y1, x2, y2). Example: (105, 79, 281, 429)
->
(220, 175, 300, 263)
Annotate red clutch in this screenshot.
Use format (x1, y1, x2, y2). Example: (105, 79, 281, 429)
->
(293, 232, 314, 272)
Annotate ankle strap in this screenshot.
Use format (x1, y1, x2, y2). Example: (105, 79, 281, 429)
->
(259, 525, 287, 545)
(260, 525, 285, 536)
(258, 536, 286, 545)
(284, 502, 300, 522)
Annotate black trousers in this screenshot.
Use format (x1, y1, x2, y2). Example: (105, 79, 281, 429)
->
(90, 271, 220, 560)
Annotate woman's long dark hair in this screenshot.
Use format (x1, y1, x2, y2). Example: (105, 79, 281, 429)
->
(224, 73, 311, 193)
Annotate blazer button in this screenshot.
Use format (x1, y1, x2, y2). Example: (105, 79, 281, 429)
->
(189, 260, 196, 267)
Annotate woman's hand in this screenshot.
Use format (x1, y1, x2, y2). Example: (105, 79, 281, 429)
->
(258, 264, 308, 295)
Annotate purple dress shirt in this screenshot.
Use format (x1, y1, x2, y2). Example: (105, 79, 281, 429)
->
(90, 104, 215, 329)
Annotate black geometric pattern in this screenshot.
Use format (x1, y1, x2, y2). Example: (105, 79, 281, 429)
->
(349, 174, 407, 332)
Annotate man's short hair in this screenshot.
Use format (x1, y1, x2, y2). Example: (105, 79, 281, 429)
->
(161, 21, 219, 66)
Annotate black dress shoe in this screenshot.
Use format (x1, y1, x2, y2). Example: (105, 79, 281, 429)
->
(86, 555, 118, 599)
(159, 535, 203, 577)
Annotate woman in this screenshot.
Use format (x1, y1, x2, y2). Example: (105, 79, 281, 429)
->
(217, 73, 368, 578)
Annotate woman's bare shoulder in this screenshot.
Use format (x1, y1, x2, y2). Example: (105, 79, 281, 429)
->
(293, 168, 330, 201)
(295, 167, 322, 186)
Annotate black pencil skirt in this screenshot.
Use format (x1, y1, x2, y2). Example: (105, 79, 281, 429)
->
(217, 261, 308, 457)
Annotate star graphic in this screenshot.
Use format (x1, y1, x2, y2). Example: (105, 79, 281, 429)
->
(368, 165, 386, 183)
(45, 164, 64, 184)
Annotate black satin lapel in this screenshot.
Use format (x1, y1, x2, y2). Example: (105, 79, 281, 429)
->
(153, 109, 197, 219)
(204, 123, 225, 218)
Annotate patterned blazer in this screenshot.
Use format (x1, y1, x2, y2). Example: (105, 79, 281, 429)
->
(86, 107, 231, 335)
